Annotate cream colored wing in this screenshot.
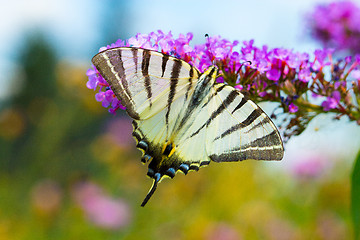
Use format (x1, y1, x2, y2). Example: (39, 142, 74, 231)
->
(203, 84, 284, 162)
(92, 47, 200, 121)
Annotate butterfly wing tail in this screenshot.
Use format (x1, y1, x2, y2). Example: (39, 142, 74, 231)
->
(141, 173, 161, 207)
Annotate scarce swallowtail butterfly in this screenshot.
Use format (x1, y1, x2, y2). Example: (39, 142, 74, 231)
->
(92, 47, 284, 206)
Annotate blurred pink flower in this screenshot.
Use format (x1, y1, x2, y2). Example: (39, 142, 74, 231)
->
(292, 154, 329, 179)
(265, 218, 298, 240)
(205, 223, 242, 240)
(73, 181, 131, 230)
(316, 212, 347, 240)
(105, 117, 133, 148)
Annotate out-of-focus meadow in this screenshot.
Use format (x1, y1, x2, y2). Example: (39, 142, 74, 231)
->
(0, 1, 359, 239)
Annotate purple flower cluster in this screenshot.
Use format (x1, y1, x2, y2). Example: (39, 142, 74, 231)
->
(86, 67, 124, 114)
(87, 31, 360, 139)
(307, 0, 360, 54)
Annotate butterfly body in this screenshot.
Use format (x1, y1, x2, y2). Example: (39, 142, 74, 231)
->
(92, 47, 284, 206)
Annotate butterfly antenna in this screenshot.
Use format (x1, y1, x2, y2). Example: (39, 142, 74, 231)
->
(236, 60, 253, 75)
(141, 173, 161, 207)
(204, 34, 216, 65)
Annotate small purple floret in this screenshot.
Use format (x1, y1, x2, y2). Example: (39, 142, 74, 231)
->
(321, 91, 341, 111)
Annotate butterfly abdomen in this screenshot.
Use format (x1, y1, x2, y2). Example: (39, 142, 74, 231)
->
(132, 120, 195, 180)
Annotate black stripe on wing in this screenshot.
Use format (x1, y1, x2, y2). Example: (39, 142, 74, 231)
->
(213, 108, 264, 141)
(209, 146, 283, 162)
(190, 89, 238, 138)
(202, 84, 227, 108)
(177, 72, 218, 130)
(185, 67, 194, 100)
(165, 59, 182, 126)
(246, 130, 281, 147)
(131, 48, 138, 73)
(161, 54, 169, 77)
(110, 49, 133, 103)
(210, 130, 283, 162)
(231, 97, 247, 114)
(210, 129, 283, 162)
(142, 49, 152, 107)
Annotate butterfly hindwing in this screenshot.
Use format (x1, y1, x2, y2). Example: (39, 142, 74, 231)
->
(205, 84, 284, 162)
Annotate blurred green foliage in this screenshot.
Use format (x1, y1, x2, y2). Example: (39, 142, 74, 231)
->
(351, 151, 360, 240)
(0, 33, 356, 240)
(0, 33, 108, 178)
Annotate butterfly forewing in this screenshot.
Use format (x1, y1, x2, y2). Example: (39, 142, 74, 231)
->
(92, 47, 200, 120)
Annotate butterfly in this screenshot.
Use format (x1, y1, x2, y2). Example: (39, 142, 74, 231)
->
(92, 47, 284, 206)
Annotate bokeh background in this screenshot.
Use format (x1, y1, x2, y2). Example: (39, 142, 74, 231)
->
(1, 0, 360, 239)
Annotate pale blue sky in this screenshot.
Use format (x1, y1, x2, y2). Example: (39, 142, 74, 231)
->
(0, 0, 341, 62)
(0, 0, 333, 98)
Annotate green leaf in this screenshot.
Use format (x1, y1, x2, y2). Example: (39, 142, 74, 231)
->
(351, 150, 360, 240)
